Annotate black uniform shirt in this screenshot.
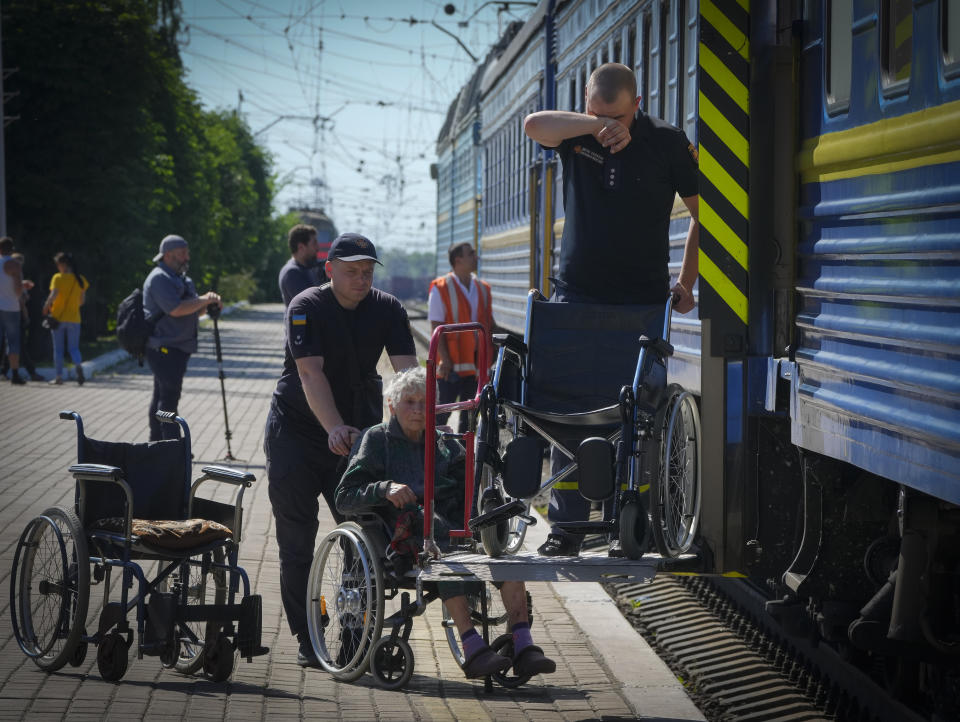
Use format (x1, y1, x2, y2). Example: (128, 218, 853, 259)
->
(272, 284, 416, 435)
(278, 257, 325, 307)
(551, 110, 698, 304)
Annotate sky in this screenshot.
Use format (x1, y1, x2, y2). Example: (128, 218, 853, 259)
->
(179, 0, 537, 252)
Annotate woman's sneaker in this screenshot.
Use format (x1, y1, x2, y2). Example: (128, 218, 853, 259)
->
(76, 366, 85, 385)
(10, 374, 26, 385)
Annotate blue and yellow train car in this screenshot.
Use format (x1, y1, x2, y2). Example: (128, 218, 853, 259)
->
(434, 1, 960, 710)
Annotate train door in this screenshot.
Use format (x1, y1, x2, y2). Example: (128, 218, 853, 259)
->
(696, 1, 800, 576)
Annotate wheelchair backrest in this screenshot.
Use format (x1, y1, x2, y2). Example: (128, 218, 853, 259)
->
(78, 437, 190, 527)
(525, 300, 665, 413)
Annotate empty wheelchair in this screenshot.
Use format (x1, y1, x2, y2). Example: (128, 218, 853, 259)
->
(468, 291, 701, 560)
(305, 512, 534, 690)
(10, 410, 267, 682)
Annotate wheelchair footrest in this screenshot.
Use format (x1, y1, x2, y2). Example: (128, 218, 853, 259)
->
(468, 500, 528, 532)
(236, 594, 267, 659)
(554, 520, 615, 535)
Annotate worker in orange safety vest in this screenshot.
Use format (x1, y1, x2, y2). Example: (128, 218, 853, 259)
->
(427, 241, 496, 433)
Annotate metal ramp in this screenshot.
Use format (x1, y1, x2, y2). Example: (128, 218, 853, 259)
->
(419, 548, 699, 584)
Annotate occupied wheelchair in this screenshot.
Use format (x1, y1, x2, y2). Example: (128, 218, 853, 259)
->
(10, 410, 267, 682)
(305, 513, 534, 691)
(466, 291, 702, 560)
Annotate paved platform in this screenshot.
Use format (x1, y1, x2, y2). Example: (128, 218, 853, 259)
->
(0, 302, 704, 721)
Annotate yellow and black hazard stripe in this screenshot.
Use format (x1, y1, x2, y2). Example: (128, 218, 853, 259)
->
(698, 0, 749, 356)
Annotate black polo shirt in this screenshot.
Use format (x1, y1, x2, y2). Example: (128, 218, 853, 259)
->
(551, 110, 698, 304)
(272, 284, 416, 435)
(278, 257, 325, 307)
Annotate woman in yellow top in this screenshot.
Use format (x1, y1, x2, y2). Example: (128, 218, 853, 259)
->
(41, 252, 89, 385)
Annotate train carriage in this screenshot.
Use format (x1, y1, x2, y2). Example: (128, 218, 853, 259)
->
(434, 0, 960, 714)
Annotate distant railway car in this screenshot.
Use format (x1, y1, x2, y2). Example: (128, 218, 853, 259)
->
(434, 1, 960, 714)
(295, 208, 337, 265)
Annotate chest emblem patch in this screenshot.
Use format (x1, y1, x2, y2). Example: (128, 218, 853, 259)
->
(687, 143, 699, 165)
(573, 144, 604, 165)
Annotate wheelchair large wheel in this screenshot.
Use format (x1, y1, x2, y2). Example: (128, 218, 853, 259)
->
(443, 582, 510, 666)
(477, 415, 530, 557)
(650, 387, 702, 557)
(11, 506, 90, 672)
(306, 522, 383, 682)
(161, 548, 227, 675)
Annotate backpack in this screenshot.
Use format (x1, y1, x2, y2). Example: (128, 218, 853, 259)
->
(116, 288, 158, 366)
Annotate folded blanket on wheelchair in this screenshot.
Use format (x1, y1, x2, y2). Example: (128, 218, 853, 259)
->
(92, 518, 232, 549)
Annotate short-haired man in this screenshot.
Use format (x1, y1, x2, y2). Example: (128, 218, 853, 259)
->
(142, 235, 222, 441)
(279, 223, 325, 307)
(524, 62, 699, 557)
(427, 241, 496, 433)
(0, 236, 26, 384)
(263, 232, 417, 668)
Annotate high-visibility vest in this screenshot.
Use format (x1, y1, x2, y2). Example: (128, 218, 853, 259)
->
(429, 273, 493, 376)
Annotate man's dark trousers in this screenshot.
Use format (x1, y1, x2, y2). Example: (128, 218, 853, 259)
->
(264, 408, 346, 640)
(146, 346, 190, 441)
(437, 371, 477, 433)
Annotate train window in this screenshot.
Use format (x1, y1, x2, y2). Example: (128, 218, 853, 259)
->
(628, 21, 637, 69)
(569, 76, 577, 110)
(683, 0, 697, 142)
(580, 65, 588, 111)
(881, 0, 912, 92)
(826, 0, 852, 112)
(614, 37, 622, 65)
(945, 0, 960, 76)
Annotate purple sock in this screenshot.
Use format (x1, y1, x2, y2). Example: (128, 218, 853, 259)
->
(461, 628, 486, 658)
(512, 621, 533, 654)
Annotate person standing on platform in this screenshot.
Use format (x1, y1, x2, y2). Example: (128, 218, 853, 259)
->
(0, 253, 44, 382)
(427, 241, 496, 433)
(263, 232, 417, 668)
(142, 235, 222, 441)
(41, 252, 90, 386)
(0, 237, 26, 384)
(278, 223, 325, 307)
(524, 62, 700, 557)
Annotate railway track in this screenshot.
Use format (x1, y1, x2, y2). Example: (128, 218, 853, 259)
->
(606, 574, 926, 722)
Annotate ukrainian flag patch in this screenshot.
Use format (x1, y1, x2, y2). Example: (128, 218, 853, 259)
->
(291, 314, 307, 326)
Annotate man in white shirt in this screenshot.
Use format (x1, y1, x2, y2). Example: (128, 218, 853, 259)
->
(427, 242, 495, 432)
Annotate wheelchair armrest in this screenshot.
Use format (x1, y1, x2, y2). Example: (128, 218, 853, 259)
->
(68, 463, 124, 481)
(199, 465, 256, 486)
(493, 333, 527, 357)
(638, 335, 674, 359)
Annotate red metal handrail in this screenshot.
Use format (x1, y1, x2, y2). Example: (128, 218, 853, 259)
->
(423, 322, 491, 551)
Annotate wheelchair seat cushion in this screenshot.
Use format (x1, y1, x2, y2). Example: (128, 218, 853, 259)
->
(92, 518, 233, 549)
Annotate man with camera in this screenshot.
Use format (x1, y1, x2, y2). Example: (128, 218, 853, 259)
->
(142, 235, 222, 441)
(263, 232, 417, 668)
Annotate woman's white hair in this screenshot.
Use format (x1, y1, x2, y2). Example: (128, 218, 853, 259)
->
(384, 366, 429, 408)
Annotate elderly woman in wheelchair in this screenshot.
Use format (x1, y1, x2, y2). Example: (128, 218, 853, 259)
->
(305, 367, 555, 687)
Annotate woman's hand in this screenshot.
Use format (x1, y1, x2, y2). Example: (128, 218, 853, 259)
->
(384, 482, 418, 509)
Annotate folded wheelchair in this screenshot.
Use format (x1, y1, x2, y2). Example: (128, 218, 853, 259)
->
(10, 410, 267, 682)
(305, 514, 533, 691)
(467, 291, 702, 560)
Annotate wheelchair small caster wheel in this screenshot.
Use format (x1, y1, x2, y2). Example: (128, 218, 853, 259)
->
(160, 640, 181, 669)
(69, 629, 89, 667)
(370, 636, 414, 690)
(618, 500, 650, 560)
(489, 634, 531, 689)
(203, 636, 235, 682)
(97, 632, 129, 682)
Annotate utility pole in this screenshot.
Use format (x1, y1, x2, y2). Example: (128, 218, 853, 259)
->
(0, 9, 7, 236)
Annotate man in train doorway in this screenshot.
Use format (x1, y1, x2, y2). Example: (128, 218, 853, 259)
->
(263, 232, 418, 667)
(523, 62, 700, 557)
(427, 241, 496, 433)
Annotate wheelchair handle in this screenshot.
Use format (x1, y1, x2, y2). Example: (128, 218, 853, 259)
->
(423, 321, 492, 548)
(662, 293, 676, 344)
